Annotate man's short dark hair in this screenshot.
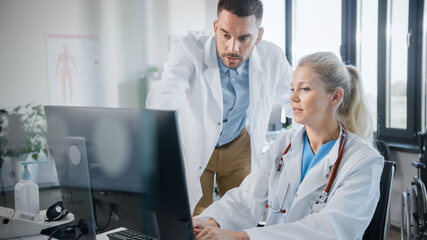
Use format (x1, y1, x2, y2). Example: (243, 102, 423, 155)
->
(217, 0, 263, 21)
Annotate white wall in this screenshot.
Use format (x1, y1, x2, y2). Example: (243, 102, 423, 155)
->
(205, 0, 218, 31)
(145, 0, 169, 69)
(145, 0, 216, 68)
(169, 0, 208, 37)
(0, 0, 146, 108)
(0, 0, 283, 109)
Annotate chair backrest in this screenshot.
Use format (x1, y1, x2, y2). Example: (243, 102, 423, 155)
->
(376, 140, 391, 160)
(363, 160, 396, 240)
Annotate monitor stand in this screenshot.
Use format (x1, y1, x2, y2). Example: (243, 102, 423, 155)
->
(65, 136, 97, 239)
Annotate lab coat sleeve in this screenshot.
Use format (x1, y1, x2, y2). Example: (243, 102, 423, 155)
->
(197, 132, 290, 230)
(145, 37, 196, 110)
(244, 149, 384, 240)
(274, 49, 293, 119)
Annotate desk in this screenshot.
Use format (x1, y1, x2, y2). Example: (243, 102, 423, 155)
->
(13, 227, 127, 240)
(5, 210, 73, 240)
(12, 228, 126, 240)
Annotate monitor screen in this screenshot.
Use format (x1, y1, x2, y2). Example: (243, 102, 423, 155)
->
(154, 110, 194, 240)
(45, 106, 158, 236)
(268, 103, 283, 131)
(45, 106, 194, 239)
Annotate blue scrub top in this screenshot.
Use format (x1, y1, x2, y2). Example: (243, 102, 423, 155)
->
(301, 133, 337, 182)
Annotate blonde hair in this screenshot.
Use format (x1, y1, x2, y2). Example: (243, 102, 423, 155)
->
(297, 52, 373, 144)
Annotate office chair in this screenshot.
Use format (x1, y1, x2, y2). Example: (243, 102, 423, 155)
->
(376, 140, 391, 162)
(363, 140, 395, 240)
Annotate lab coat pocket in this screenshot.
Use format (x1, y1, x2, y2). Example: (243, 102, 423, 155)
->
(311, 201, 327, 214)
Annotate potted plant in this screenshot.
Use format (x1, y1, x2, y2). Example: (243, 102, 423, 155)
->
(0, 103, 49, 168)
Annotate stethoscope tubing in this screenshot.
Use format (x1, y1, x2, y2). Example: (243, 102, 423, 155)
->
(265, 128, 348, 213)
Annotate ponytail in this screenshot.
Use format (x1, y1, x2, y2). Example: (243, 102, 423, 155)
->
(336, 65, 373, 144)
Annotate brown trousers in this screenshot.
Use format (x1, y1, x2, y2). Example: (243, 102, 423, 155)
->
(193, 128, 251, 216)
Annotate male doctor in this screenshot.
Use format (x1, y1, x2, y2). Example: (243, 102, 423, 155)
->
(146, 0, 293, 215)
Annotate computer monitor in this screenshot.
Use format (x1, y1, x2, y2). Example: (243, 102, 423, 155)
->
(44, 106, 194, 240)
(268, 103, 283, 131)
(154, 110, 194, 240)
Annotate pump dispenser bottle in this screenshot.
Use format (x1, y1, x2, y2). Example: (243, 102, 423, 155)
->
(14, 160, 47, 214)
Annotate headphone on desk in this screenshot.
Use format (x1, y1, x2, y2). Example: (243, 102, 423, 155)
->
(46, 201, 69, 221)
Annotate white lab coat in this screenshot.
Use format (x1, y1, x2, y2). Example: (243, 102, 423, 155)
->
(198, 126, 384, 239)
(146, 31, 293, 212)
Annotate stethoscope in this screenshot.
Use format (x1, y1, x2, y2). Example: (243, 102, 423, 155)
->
(265, 128, 347, 214)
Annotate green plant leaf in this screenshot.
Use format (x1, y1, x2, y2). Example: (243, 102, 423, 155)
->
(43, 148, 49, 157)
(1, 103, 47, 159)
(13, 106, 21, 112)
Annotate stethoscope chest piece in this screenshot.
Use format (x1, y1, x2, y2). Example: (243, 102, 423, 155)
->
(315, 191, 328, 204)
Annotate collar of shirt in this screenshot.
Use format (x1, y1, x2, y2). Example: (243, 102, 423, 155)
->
(217, 55, 248, 76)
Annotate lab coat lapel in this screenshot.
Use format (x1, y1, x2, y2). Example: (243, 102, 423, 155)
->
(281, 128, 305, 196)
(248, 46, 265, 112)
(291, 128, 343, 207)
(202, 34, 222, 113)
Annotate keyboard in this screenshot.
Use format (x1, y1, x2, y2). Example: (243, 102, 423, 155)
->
(107, 229, 159, 240)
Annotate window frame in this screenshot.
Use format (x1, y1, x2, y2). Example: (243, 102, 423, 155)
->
(377, 0, 424, 145)
(285, 0, 425, 147)
(341, 0, 358, 65)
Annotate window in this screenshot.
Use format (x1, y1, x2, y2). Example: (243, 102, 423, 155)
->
(377, 0, 424, 144)
(388, 0, 409, 129)
(287, 0, 342, 67)
(284, 0, 426, 145)
(262, 0, 286, 52)
(262, 0, 287, 125)
(283, 0, 343, 127)
(358, 0, 379, 131)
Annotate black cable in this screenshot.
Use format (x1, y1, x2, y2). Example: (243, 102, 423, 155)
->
(47, 228, 61, 240)
(0, 142, 6, 207)
(95, 202, 114, 233)
(75, 232, 84, 240)
(0, 160, 6, 206)
(47, 224, 78, 240)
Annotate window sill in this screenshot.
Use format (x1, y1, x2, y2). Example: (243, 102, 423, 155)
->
(387, 142, 419, 154)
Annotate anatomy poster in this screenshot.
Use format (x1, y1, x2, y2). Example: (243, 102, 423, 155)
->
(46, 33, 102, 106)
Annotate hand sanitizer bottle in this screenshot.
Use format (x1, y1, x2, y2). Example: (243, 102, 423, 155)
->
(14, 160, 48, 214)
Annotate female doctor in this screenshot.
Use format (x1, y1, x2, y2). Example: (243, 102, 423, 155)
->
(193, 52, 384, 240)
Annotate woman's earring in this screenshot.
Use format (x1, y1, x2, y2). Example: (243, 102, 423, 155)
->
(331, 106, 334, 112)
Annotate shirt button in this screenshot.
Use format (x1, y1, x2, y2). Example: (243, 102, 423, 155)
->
(295, 193, 298, 198)
(326, 173, 330, 178)
(218, 122, 221, 126)
(199, 166, 202, 170)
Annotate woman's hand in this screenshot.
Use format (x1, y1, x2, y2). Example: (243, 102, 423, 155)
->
(193, 217, 208, 232)
(195, 227, 249, 240)
(193, 218, 220, 234)
(193, 218, 248, 240)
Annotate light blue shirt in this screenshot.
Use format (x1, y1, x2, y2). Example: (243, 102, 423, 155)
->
(301, 133, 337, 182)
(216, 56, 250, 146)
